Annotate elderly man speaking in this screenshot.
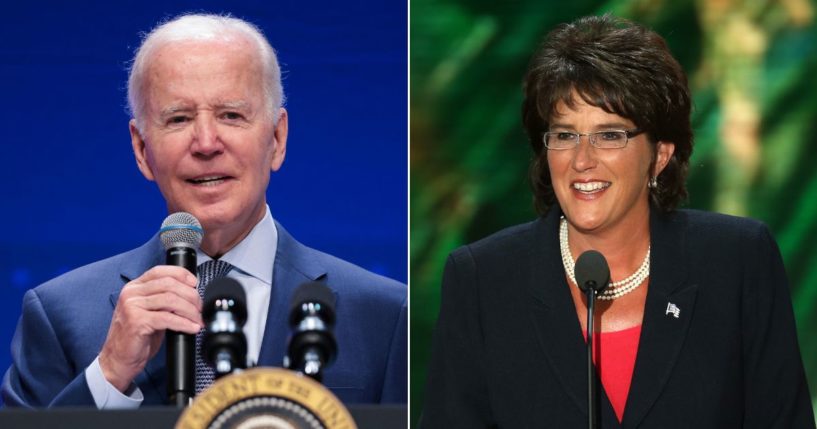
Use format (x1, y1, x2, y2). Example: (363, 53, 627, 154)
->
(2, 13, 406, 408)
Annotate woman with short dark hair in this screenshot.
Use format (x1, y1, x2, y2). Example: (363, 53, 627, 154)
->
(421, 15, 813, 428)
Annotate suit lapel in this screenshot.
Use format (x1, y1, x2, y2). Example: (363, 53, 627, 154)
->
(257, 221, 327, 366)
(622, 210, 697, 428)
(526, 214, 587, 413)
(526, 212, 622, 427)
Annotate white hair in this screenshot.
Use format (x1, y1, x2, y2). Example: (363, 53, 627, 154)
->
(127, 13, 284, 130)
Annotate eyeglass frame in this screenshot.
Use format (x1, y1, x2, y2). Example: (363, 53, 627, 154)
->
(543, 128, 645, 150)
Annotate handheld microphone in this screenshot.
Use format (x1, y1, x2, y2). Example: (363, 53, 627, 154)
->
(285, 282, 337, 382)
(575, 250, 610, 429)
(159, 212, 203, 408)
(202, 277, 248, 377)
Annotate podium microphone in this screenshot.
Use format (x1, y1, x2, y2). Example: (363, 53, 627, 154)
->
(285, 282, 337, 382)
(159, 212, 203, 408)
(203, 277, 248, 377)
(575, 250, 610, 429)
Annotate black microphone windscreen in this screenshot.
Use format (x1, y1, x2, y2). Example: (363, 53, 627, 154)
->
(203, 277, 247, 311)
(575, 250, 610, 293)
(290, 282, 336, 315)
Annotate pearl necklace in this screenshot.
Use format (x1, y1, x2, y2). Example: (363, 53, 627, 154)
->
(559, 217, 650, 300)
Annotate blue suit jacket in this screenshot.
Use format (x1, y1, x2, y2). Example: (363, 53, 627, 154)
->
(2, 221, 407, 407)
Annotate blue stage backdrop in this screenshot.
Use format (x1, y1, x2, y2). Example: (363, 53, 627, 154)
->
(0, 0, 407, 396)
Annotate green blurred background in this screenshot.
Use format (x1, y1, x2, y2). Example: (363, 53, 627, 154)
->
(410, 0, 817, 425)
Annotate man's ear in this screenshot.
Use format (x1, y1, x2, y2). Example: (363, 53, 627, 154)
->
(130, 119, 155, 181)
(654, 141, 675, 176)
(270, 108, 288, 172)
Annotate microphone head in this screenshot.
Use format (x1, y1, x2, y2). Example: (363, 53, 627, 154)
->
(203, 277, 247, 324)
(289, 282, 336, 325)
(575, 250, 610, 293)
(286, 282, 338, 377)
(160, 212, 203, 250)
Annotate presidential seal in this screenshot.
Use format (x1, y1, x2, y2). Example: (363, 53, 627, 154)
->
(175, 368, 357, 429)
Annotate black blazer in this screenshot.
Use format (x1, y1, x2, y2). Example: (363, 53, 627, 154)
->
(420, 208, 814, 428)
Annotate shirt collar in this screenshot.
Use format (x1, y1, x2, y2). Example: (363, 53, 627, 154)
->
(196, 205, 277, 285)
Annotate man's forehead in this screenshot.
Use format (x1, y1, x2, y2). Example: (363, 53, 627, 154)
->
(149, 38, 258, 68)
(144, 43, 263, 93)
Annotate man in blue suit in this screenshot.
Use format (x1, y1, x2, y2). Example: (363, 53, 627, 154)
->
(2, 14, 406, 408)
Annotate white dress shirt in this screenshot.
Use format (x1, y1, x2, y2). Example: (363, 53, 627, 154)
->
(86, 206, 277, 408)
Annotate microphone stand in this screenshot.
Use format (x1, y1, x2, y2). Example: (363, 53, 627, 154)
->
(585, 287, 598, 429)
(575, 249, 609, 429)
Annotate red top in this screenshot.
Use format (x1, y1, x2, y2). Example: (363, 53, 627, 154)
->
(585, 325, 642, 422)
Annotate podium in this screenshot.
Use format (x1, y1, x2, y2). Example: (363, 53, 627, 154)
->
(0, 405, 406, 428)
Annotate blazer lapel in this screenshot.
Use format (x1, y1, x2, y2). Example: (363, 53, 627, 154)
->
(622, 210, 698, 428)
(527, 212, 621, 427)
(257, 221, 327, 366)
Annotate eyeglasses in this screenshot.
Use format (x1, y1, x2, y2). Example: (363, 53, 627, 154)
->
(543, 128, 644, 150)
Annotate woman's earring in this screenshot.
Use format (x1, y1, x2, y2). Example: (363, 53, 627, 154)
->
(648, 176, 658, 189)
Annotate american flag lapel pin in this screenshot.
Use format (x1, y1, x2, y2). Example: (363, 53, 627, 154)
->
(665, 302, 680, 318)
